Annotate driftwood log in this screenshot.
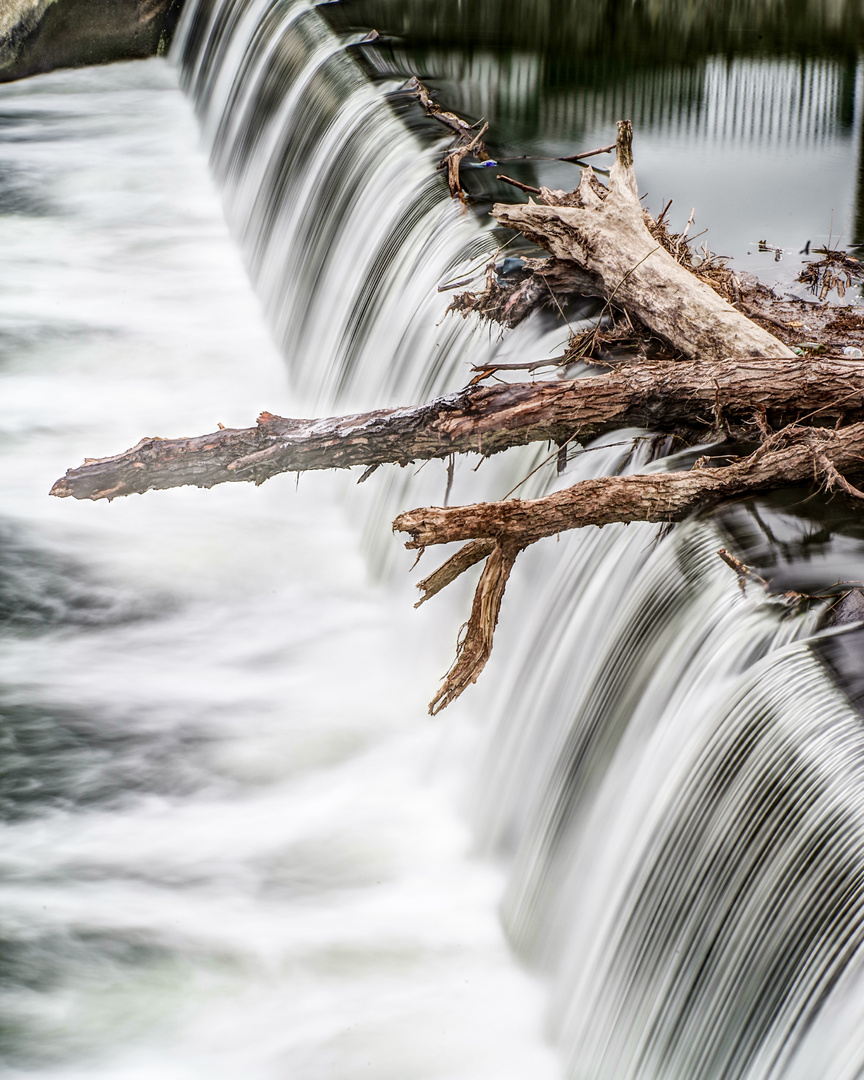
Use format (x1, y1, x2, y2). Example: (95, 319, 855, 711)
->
(494, 123, 794, 363)
(50, 120, 864, 712)
(50, 355, 864, 502)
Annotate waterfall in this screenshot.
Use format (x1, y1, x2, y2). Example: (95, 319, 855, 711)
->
(173, 1, 864, 1077)
(171, 0, 497, 409)
(1, 0, 862, 1076)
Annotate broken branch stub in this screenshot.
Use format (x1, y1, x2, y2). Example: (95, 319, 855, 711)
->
(427, 541, 518, 715)
(494, 121, 795, 363)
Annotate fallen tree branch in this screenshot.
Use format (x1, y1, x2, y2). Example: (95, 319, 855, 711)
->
(47, 110, 864, 718)
(559, 141, 616, 163)
(394, 423, 864, 550)
(396, 423, 864, 711)
(50, 355, 864, 501)
(496, 174, 542, 196)
(492, 121, 795, 363)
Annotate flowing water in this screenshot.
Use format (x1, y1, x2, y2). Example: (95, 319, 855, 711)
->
(2, 1, 864, 1078)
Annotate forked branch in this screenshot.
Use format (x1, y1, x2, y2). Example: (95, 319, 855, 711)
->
(398, 423, 864, 711)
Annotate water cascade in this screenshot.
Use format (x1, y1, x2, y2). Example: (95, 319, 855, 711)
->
(1, 0, 863, 1077)
(173, 2, 864, 1075)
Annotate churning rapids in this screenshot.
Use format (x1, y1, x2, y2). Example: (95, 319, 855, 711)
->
(2, 1, 864, 1078)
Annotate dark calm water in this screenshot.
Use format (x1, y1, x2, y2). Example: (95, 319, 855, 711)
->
(326, 0, 864, 280)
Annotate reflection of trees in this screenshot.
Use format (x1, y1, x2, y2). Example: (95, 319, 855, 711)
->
(327, 0, 864, 64)
(857, 84, 864, 249)
(333, 0, 864, 242)
(392, 49, 857, 155)
(538, 56, 854, 146)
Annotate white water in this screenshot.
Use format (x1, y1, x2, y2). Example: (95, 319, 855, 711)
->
(0, 59, 557, 1079)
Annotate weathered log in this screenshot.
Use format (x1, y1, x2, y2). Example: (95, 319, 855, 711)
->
(50, 354, 864, 501)
(395, 423, 864, 551)
(493, 121, 795, 363)
(395, 422, 864, 711)
(45, 111, 862, 715)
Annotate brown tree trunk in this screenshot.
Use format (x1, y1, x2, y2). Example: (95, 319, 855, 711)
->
(394, 423, 864, 551)
(46, 112, 864, 713)
(50, 354, 864, 501)
(395, 422, 864, 712)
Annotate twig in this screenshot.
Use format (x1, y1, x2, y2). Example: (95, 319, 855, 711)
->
(444, 454, 455, 506)
(501, 429, 584, 500)
(717, 547, 769, 592)
(497, 174, 542, 196)
(675, 207, 696, 257)
(470, 356, 568, 374)
(538, 271, 575, 335)
(559, 141, 616, 163)
(819, 453, 864, 502)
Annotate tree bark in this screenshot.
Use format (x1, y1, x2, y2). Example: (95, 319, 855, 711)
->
(494, 121, 795, 363)
(45, 111, 863, 713)
(50, 354, 864, 501)
(394, 423, 864, 551)
(396, 422, 864, 712)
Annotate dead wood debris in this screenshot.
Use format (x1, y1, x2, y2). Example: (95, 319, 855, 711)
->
(50, 113, 864, 714)
(404, 76, 491, 201)
(798, 248, 864, 302)
(451, 171, 864, 365)
(717, 547, 771, 591)
(51, 355, 864, 502)
(405, 79, 619, 205)
(717, 546, 864, 629)
(395, 423, 864, 710)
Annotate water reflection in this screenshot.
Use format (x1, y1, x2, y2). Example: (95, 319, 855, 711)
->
(323, 0, 864, 62)
(326, 0, 864, 276)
